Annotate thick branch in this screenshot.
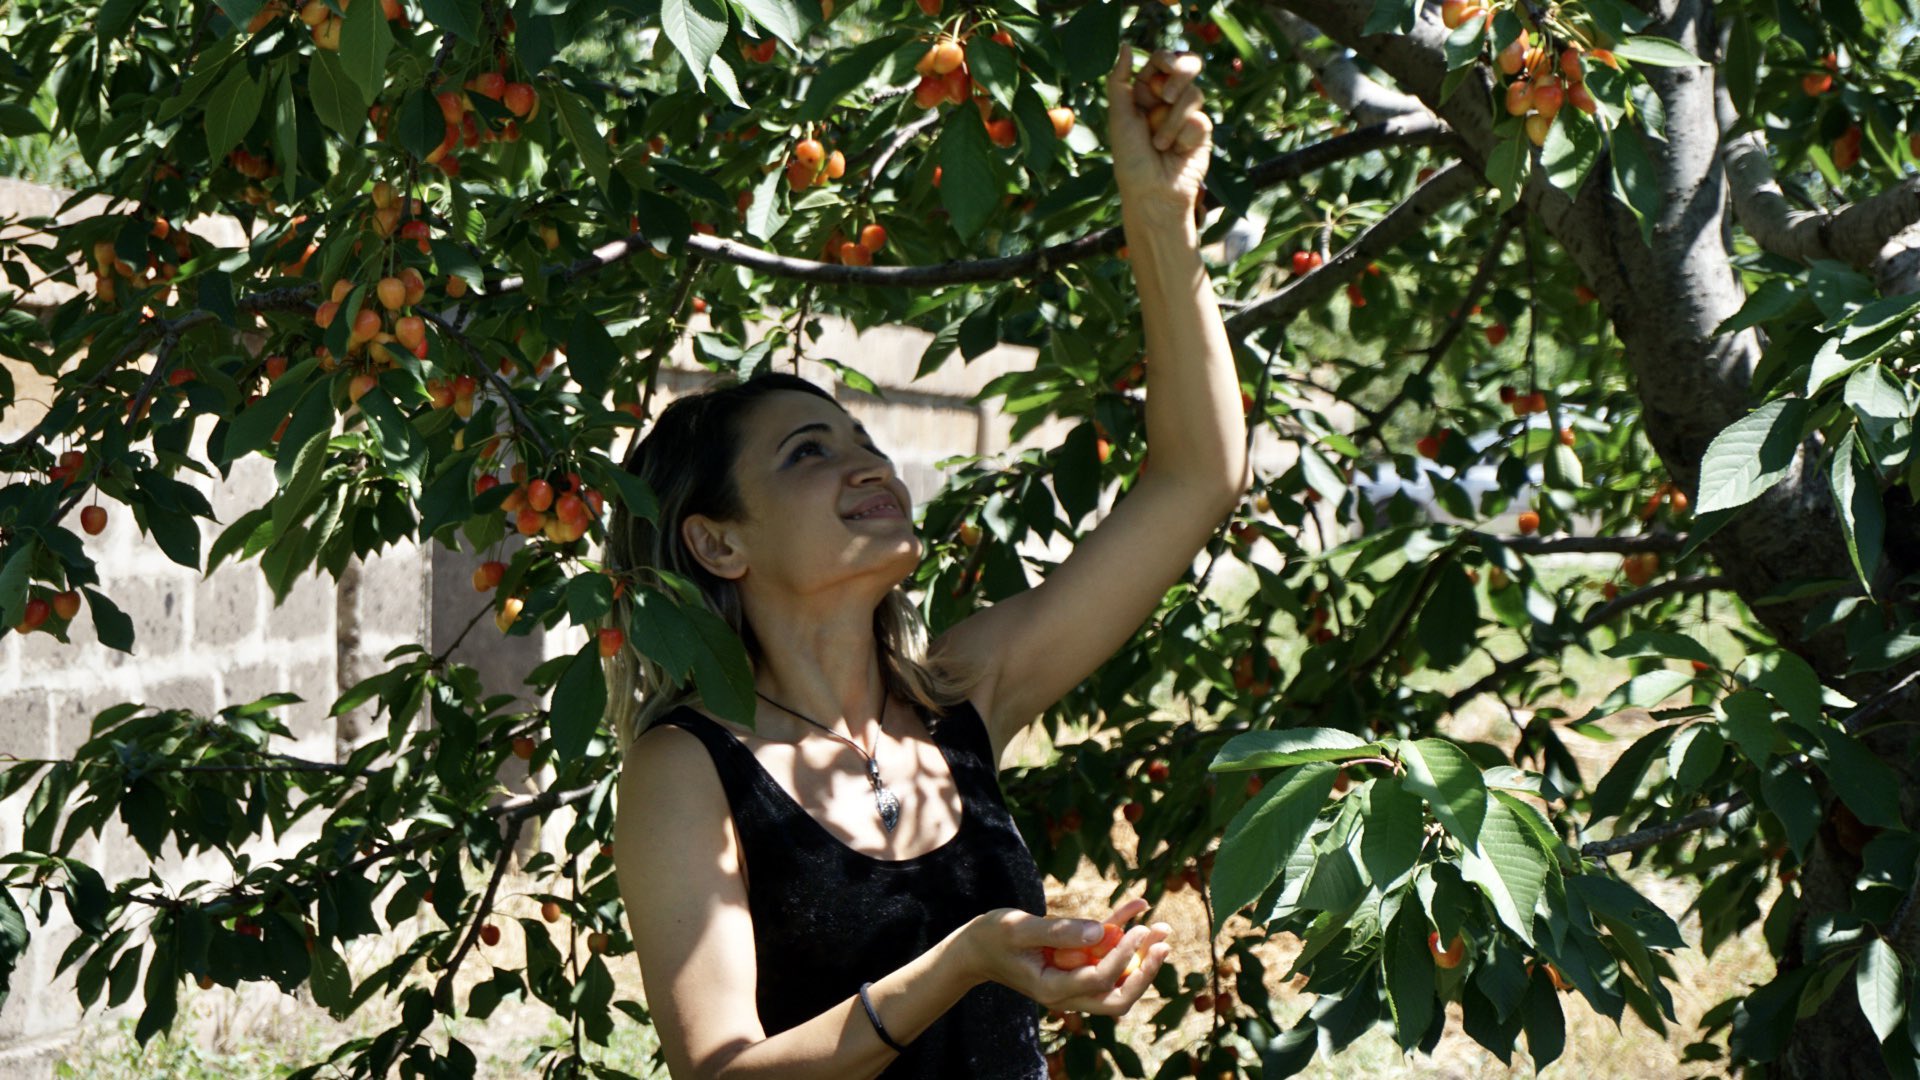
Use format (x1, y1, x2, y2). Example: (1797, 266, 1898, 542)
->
(1270, 7, 1436, 124)
(1721, 110, 1920, 269)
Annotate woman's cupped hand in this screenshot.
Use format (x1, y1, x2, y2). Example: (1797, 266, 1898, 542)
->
(963, 897, 1172, 1016)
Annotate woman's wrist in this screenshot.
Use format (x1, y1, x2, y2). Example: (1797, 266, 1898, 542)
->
(1121, 205, 1200, 249)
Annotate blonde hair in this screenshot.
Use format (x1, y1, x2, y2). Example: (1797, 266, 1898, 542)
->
(602, 372, 980, 748)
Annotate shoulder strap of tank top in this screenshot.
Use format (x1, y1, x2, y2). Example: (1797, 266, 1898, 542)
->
(642, 707, 772, 817)
(924, 697, 998, 784)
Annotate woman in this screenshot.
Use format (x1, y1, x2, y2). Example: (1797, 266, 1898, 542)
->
(605, 49, 1247, 1080)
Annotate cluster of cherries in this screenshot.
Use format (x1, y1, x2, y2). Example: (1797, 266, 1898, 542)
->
(475, 464, 605, 545)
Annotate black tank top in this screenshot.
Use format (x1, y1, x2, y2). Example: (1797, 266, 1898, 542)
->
(648, 698, 1048, 1079)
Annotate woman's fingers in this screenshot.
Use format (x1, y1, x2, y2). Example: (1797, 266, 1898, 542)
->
(1145, 49, 1204, 102)
(1151, 82, 1207, 152)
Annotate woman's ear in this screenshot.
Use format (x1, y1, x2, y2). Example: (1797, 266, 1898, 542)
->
(682, 513, 747, 581)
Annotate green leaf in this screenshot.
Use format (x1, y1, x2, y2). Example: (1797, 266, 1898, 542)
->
(684, 604, 755, 728)
(1385, 908, 1436, 1049)
(418, 0, 480, 41)
(308, 51, 368, 138)
(1579, 668, 1696, 725)
(1611, 35, 1706, 65)
(1857, 937, 1905, 1044)
(1607, 123, 1662, 245)
(1209, 728, 1373, 771)
(273, 428, 331, 539)
(1521, 967, 1566, 1070)
(1830, 429, 1884, 592)
(272, 69, 298, 196)
(1760, 759, 1821, 860)
(308, 940, 352, 1019)
(1587, 726, 1675, 823)
(1060, 1, 1122, 85)
(145, 507, 203, 571)
(1400, 738, 1486, 847)
(1458, 796, 1550, 944)
(732, 0, 805, 48)
(0, 539, 34, 631)
(660, 0, 728, 90)
(83, 588, 135, 652)
(1540, 110, 1601, 195)
(339, 0, 393, 103)
(1667, 724, 1723, 792)
(396, 90, 444, 162)
(565, 572, 614, 625)
(1718, 689, 1776, 763)
(1209, 763, 1339, 934)
(568, 310, 620, 399)
(797, 35, 901, 122)
(1696, 399, 1811, 515)
(204, 66, 264, 165)
(1565, 875, 1684, 949)
(552, 87, 612, 194)
(1603, 630, 1718, 667)
(550, 642, 608, 763)
(0, 103, 46, 136)
(938, 110, 1002, 241)
(1362, 777, 1426, 887)
(1416, 563, 1478, 670)
(1817, 727, 1903, 828)
(966, 37, 1018, 110)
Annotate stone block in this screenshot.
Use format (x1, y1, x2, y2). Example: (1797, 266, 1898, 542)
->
(221, 660, 284, 712)
(97, 576, 185, 661)
(273, 570, 336, 644)
(141, 675, 217, 717)
(194, 570, 259, 648)
(45, 686, 141, 757)
(355, 547, 429, 644)
(282, 657, 337, 748)
(208, 456, 279, 523)
(0, 690, 49, 759)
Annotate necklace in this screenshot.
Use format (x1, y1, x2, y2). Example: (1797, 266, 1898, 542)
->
(755, 690, 902, 834)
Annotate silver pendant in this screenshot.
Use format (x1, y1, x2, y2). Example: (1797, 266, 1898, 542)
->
(867, 758, 901, 833)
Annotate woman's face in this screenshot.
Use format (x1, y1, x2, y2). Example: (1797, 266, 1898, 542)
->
(686, 390, 921, 597)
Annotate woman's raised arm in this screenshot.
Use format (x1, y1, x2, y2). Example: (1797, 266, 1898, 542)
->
(932, 50, 1249, 759)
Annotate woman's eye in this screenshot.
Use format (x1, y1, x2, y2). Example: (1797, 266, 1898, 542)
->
(790, 440, 823, 461)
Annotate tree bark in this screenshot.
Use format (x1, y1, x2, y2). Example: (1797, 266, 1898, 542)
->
(1264, 0, 1920, 1072)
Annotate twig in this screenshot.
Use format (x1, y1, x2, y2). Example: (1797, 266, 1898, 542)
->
(1443, 575, 1734, 714)
(1349, 212, 1518, 452)
(1489, 532, 1688, 556)
(1578, 793, 1749, 857)
(433, 816, 523, 1009)
(419, 309, 559, 463)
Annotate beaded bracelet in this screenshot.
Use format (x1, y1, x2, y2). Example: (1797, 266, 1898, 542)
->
(858, 981, 908, 1054)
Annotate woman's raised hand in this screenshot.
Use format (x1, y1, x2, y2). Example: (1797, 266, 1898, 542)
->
(1106, 49, 1213, 228)
(961, 898, 1172, 1016)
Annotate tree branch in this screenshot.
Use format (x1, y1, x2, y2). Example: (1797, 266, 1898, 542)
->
(1491, 532, 1689, 556)
(1579, 793, 1750, 857)
(1443, 574, 1734, 714)
(432, 816, 522, 1010)
(420, 309, 560, 463)
(480, 121, 1455, 297)
(1721, 106, 1920, 269)
(1270, 7, 1437, 124)
(1225, 160, 1483, 336)
(1349, 211, 1518, 450)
